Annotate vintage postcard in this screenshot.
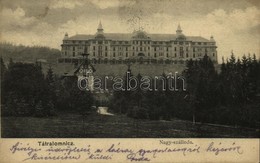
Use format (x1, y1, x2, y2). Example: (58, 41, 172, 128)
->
(0, 0, 259, 162)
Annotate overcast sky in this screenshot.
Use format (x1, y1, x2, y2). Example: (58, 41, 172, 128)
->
(0, 0, 259, 62)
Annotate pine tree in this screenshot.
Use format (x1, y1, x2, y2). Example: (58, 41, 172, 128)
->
(8, 58, 14, 68)
(45, 66, 56, 109)
(46, 66, 54, 85)
(0, 57, 7, 105)
(0, 57, 6, 80)
(35, 100, 45, 117)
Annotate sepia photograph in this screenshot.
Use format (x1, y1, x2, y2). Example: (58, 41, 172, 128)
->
(1, 0, 260, 162)
(0, 0, 259, 139)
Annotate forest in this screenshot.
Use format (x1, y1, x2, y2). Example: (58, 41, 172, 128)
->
(0, 42, 60, 64)
(1, 52, 260, 129)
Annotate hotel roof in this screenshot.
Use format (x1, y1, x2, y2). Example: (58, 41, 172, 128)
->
(66, 33, 212, 42)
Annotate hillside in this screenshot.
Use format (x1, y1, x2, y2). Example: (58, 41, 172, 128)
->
(55, 62, 187, 76)
(0, 42, 61, 64)
(54, 62, 221, 77)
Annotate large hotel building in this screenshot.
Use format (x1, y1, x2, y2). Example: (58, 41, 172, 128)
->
(59, 22, 217, 64)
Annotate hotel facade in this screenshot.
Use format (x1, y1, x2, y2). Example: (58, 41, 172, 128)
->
(59, 22, 217, 64)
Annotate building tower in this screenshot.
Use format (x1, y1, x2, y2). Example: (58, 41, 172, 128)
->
(64, 32, 69, 40)
(210, 35, 215, 42)
(176, 23, 186, 40)
(176, 24, 182, 36)
(97, 21, 104, 34)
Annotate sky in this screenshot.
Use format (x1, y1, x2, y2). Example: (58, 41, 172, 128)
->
(0, 0, 259, 62)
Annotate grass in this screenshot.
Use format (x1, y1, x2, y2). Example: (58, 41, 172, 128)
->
(1, 112, 259, 138)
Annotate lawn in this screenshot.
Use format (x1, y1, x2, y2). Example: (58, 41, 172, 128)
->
(1, 112, 259, 138)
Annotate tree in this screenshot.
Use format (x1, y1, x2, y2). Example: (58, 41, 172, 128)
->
(46, 66, 55, 84)
(8, 58, 14, 68)
(0, 57, 6, 80)
(45, 66, 57, 111)
(2, 62, 51, 116)
(56, 77, 94, 113)
(183, 55, 218, 123)
(1, 57, 7, 105)
(110, 64, 135, 114)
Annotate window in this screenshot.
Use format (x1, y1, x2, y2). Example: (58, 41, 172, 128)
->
(213, 53, 215, 57)
(167, 53, 169, 57)
(166, 47, 169, 51)
(93, 52, 95, 56)
(175, 53, 177, 57)
(140, 47, 142, 51)
(193, 53, 195, 58)
(154, 53, 157, 57)
(180, 50, 183, 57)
(113, 52, 115, 57)
(154, 47, 156, 51)
(126, 47, 128, 51)
(126, 52, 128, 57)
(186, 53, 188, 57)
(73, 47, 75, 51)
(174, 47, 177, 51)
(133, 46, 135, 50)
(113, 47, 115, 51)
(93, 46, 95, 50)
(105, 46, 108, 50)
(105, 52, 107, 57)
(133, 52, 135, 56)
